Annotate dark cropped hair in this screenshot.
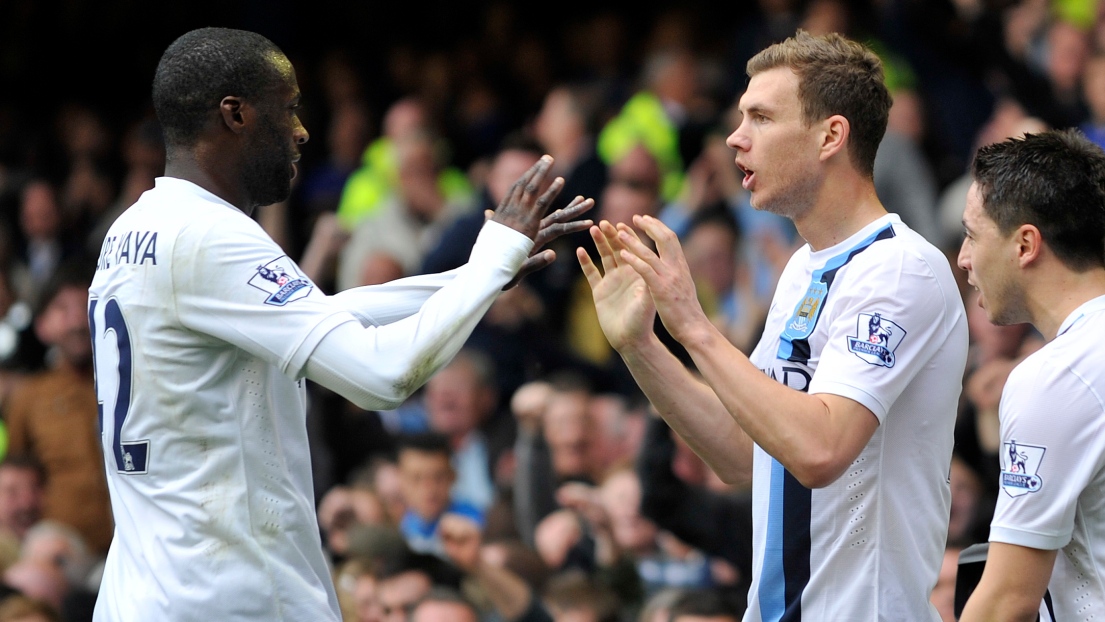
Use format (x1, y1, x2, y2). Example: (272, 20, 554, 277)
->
(972, 129, 1105, 271)
(668, 588, 746, 620)
(747, 30, 891, 178)
(396, 432, 453, 460)
(152, 27, 285, 148)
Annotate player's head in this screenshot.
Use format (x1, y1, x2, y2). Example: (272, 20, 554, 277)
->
(747, 30, 889, 178)
(395, 433, 455, 522)
(152, 27, 308, 208)
(729, 31, 889, 217)
(959, 129, 1105, 325)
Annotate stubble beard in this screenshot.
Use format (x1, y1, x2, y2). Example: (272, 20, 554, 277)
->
(750, 170, 819, 222)
(242, 116, 294, 209)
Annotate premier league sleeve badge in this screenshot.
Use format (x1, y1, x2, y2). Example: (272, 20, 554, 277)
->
(1000, 440, 1046, 498)
(847, 312, 906, 368)
(249, 256, 314, 306)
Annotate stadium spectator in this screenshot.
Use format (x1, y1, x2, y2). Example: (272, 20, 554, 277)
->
(3, 261, 111, 556)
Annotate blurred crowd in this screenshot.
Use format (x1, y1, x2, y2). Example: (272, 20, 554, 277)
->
(0, 0, 1101, 620)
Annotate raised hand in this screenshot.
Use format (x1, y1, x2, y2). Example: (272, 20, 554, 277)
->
(492, 155, 564, 241)
(614, 214, 711, 344)
(576, 220, 657, 351)
(503, 194, 594, 290)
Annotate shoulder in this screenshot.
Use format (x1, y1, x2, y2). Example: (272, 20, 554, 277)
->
(1003, 342, 1103, 420)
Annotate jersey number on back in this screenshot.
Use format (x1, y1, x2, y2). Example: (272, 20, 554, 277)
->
(89, 298, 149, 474)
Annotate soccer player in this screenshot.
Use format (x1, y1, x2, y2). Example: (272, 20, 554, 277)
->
(88, 28, 590, 621)
(578, 31, 968, 619)
(957, 130, 1105, 621)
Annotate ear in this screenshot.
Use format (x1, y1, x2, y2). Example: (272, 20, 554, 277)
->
(219, 96, 247, 134)
(818, 114, 850, 163)
(1014, 224, 1043, 267)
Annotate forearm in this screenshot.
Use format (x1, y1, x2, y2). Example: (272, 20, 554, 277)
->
(306, 222, 531, 409)
(620, 333, 752, 485)
(327, 269, 460, 326)
(678, 322, 868, 488)
(959, 543, 1056, 622)
(959, 582, 1041, 622)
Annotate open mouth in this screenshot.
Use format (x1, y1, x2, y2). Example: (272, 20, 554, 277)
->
(736, 161, 755, 190)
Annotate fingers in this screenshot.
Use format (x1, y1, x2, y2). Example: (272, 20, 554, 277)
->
(577, 246, 602, 291)
(533, 176, 565, 217)
(504, 250, 555, 290)
(591, 222, 621, 274)
(615, 221, 663, 276)
(500, 155, 552, 211)
(634, 214, 685, 265)
(539, 196, 594, 228)
(520, 155, 554, 203)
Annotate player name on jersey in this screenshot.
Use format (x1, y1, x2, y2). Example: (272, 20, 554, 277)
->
(97, 230, 159, 270)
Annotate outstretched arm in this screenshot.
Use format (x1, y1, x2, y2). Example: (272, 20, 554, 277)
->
(305, 157, 576, 410)
(577, 221, 753, 485)
(329, 195, 593, 325)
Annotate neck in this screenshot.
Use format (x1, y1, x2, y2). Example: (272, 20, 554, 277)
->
(792, 172, 886, 251)
(164, 145, 250, 214)
(1024, 265, 1105, 340)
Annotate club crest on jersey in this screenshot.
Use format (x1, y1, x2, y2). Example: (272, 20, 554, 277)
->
(847, 312, 906, 367)
(1000, 440, 1045, 497)
(249, 257, 312, 306)
(782, 282, 828, 341)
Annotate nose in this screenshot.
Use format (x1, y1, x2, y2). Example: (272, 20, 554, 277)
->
(294, 118, 309, 145)
(956, 237, 970, 272)
(726, 124, 750, 152)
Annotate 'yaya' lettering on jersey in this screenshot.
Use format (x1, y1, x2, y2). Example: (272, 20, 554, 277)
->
(97, 230, 159, 270)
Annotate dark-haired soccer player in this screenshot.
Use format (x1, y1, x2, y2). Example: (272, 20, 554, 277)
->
(88, 27, 590, 621)
(958, 130, 1105, 621)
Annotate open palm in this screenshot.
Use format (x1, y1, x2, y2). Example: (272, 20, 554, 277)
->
(577, 221, 657, 351)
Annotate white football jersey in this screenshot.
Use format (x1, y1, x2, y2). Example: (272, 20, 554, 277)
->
(745, 214, 968, 621)
(88, 178, 531, 621)
(990, 295, 1105, 621)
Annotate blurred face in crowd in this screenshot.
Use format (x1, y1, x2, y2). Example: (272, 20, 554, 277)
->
(599, 470, 658, 555)
(377, 570, 432, 622)
(424, 359, 494, 441)
(535, 88, 583, 151)
(728, 67, 822, 220)
(20, 182, 61, 241)
(397, 449, 454, 521)
(35, 285, 93, 369)
(0, 466, 41, 539)
(488, 149, 542, 205)
(352, 573, 382, 622)
(542, 390, 593, 479)
(1083, 56, 1105, 122)
(684, 221, 738, 298)
(410, 599, 479, 622)
(600, 145, 661, 234)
